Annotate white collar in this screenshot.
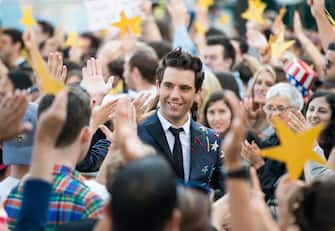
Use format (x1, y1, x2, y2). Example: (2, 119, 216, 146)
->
(157, 109, 191, 135)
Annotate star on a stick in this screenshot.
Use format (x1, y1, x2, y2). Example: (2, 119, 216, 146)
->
(218, 15, 230, 25)
(241, 0, 266, 25)
(20, 6, 37, 29)
(65, 32, 80, 48)
(261, 118, 328, 179)
(269, 31, 295, 58)
(111, 10, 142, 36)
(194, 21, 205, 36)
(32, 50, 65, 94)
(325, 9, 335, 27)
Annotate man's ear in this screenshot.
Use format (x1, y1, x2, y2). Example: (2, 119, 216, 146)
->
(14, 42, 22, 53)
(226, 58, 233, 69)
(104, 201, 112, 219)
(156, 80, 161, 94)
(165, 208, 181, 231)
(132, 67, 141, 80)
(80, 127, 92, 144)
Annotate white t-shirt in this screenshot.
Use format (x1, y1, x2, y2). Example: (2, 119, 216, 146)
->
(84, 179, 109, 201)
(0, 177, 20, 205)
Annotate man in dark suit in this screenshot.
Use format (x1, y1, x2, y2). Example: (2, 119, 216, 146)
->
(138, 48, 224, 193)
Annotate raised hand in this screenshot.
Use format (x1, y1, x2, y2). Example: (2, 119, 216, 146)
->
(293, 11, 304, 39)
(221, 91, 247, 167)
(308, 0, 325, 17)
(81, 58, 114, 104)
(113, 97, 144, 162)
(287, 110, 309, 134)
(132, 92, 158, 124)
(167, 0, 189, 28)
(47, 52, 67, 83)
(90, 98, 118, 133)
(0, 91, 31, 142)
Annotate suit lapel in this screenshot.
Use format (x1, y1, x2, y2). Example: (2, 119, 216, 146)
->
(145, 114, 173, 162)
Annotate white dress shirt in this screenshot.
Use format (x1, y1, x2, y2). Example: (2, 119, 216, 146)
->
(157, 109, 191, 181)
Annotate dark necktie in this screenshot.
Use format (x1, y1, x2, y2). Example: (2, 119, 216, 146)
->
(169, 127, 184, 179)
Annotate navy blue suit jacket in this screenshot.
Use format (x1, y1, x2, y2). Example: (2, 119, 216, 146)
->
(138, 113, 224, 192)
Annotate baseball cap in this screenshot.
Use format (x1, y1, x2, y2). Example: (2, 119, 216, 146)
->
(2, 103, 37, 165)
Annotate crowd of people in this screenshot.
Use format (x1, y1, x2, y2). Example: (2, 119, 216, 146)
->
(1, 0, 335, 230)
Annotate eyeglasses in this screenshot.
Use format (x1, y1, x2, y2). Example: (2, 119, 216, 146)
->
(263, 104, 293, 114)
(326, 59, 333, 69)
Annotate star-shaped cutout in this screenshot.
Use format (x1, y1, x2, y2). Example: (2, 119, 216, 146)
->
(27, 38, 65, 94)
(198, 0, 214, 10)
(218, 15, 230, 25)
(241, 0, 266, 25)
(211, 140, 219, 152)
(111, 10, 142, 36)
(194, 20, 205, 36)
(65, 32, 80, 48)
(20, 6, 37, 29)
(32, 48, 65, 94)
(261, 118, 328, 179)
(269, 31, 295, 58)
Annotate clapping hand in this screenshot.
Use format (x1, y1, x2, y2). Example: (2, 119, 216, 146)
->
(221, 91, 247, 167)
(47, 52, 67, 83)
(0, 91, 31, 142)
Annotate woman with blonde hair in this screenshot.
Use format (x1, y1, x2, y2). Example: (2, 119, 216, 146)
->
(245, 65, 277, 140)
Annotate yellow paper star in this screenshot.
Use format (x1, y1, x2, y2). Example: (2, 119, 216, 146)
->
(277, 7, 287, 22)
(270, 31, 295, 58)
(111, 11, 142, 36)
(218, 15, 230, 25)
(65, 32, 80, 48)
(198, 0, 214, 10)
(241, 0, 266, 25)
(20, 6, 37, 29)
(99, 29, 110, 38)
(261, 118, 327, 179)
(195, 20, 205, 37)
(154, 0, 166, 20)
(31, 47, 65, 94)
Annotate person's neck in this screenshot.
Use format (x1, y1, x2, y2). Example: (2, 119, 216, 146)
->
(53, 145, 82, 170)
(10, 165, 30, 179)
(135, 81, 154, 92)
(160, 110, 190, 128)
(9, 53, 21, 67)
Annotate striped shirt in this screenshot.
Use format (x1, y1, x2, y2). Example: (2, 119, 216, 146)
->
(5, 165, 104, 230)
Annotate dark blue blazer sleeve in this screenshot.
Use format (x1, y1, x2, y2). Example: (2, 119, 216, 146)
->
(76, 139, 111, 172)
(14, 179, 52, 231)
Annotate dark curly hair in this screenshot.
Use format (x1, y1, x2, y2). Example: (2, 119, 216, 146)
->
(291, 177, 335, 231)
(156, 47, 204, 92)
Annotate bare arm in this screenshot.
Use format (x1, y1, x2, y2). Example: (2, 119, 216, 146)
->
(221, 91, 258, 231)
(294, 11, 325, 76)
(309, 0, 335, 51)
(140, 0, 162, 42)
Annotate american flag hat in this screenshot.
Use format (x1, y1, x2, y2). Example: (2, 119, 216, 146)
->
(284, 59, 317, 97)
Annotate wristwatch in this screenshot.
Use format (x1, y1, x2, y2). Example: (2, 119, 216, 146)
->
(224, 165, 250, 180)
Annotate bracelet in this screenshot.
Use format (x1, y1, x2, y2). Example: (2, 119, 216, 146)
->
(224, 165, 250, 180)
